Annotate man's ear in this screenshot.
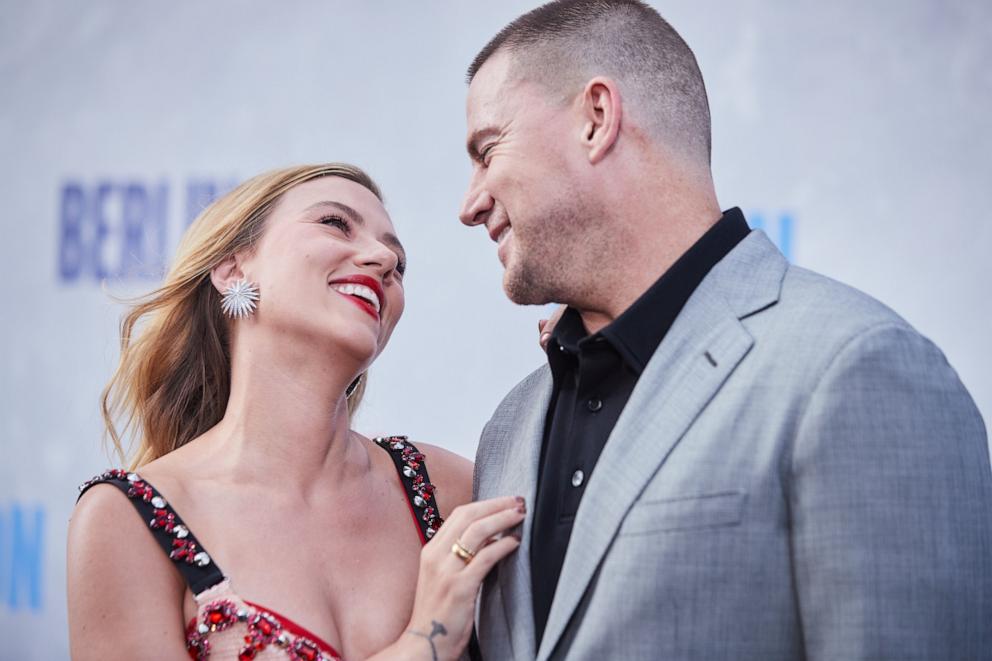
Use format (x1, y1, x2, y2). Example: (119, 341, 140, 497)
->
(210, 253, 245, 295)
(579, 76, 622, 164)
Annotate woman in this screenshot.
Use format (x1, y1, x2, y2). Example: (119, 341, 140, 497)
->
(67, 164, 525, 660)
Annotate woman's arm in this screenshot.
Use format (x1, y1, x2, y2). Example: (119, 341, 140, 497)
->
(367, 496, 524, 661)
(67, 484, 190, 661)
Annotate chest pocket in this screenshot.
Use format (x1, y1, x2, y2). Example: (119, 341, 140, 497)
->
(619, 490, 746, 536)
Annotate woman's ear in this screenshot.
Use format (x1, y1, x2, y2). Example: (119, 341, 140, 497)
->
(579, 76, 623, 164)
(210, 253, 244, 295)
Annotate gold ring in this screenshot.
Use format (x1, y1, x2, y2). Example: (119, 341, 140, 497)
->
(451, 540, 475, 564)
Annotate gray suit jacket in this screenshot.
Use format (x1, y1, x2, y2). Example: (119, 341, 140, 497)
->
(473, 231, 992, 660)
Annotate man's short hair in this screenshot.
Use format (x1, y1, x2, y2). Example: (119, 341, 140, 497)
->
(468, 0, 711, 165)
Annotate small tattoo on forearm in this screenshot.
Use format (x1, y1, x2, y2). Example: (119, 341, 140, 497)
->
(406, 620, 448, 661)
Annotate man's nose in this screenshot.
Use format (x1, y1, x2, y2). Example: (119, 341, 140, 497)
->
(459, 186, 494, 227)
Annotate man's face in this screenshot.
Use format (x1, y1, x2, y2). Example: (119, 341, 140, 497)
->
(459, 52, 600, 306)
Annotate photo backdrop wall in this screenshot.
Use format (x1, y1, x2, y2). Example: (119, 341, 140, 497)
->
(2, 1, 989, 658)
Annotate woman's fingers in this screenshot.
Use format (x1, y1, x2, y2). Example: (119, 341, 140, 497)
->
(537, 305, 567, 349)
(437, 496, 523, 541)
(455, 504, 525, 555)
(463, 534, 521, 582)
(430, 496, 525, 576)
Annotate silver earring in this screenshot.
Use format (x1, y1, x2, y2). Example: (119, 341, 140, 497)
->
(221, 279, 259, 319)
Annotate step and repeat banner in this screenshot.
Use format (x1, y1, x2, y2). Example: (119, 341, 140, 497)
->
(2, 1, 989, 658)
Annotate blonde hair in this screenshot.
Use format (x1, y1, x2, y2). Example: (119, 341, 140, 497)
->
(102, 163, 381, 469)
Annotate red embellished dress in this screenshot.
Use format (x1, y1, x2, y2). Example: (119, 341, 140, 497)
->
(77, 436, 443, 661)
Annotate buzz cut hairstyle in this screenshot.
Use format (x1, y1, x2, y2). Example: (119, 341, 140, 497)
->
(467, 0, 712, 165)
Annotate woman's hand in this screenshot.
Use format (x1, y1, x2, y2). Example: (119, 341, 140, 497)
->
(538, 305, 567, 350)
(371, 496, 525, 661)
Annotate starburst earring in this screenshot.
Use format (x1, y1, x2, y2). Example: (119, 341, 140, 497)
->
(221, 279, 259, 319)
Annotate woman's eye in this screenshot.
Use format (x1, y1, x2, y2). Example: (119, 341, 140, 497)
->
(320, 215, 351, 233)
(396, 259, 407, 276)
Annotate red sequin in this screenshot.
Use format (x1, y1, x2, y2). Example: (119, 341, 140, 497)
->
(171, 538, 199, 563)
(186, 630, 210, 660)
(150, 508, 176, 532)
(240, 610, 282, 657)
(127, 480, 155, 502)
(202, 600, 238, 632)
(401, 447, 425, 470)
(290, 638, 321, 661)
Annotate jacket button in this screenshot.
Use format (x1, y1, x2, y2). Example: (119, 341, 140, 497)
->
(571, 470, 585, 487)
(587, 398, 603, 412)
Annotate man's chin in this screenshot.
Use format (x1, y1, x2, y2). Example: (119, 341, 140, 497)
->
(503, 270, 553, 306)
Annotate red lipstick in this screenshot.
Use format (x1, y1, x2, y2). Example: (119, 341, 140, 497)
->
(328, 274, 385, 321)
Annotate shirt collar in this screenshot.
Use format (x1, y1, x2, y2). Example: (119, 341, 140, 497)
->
(546, 207, 751, 374)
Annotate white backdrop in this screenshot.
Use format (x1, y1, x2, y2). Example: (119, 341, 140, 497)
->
(2, 1, 990, 658)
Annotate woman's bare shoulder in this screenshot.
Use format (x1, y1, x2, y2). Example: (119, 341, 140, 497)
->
(68, 481, 188, 659)
(70, 479, 171, 559)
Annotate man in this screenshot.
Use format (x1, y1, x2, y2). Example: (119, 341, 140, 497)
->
(458, 1, 992, 660)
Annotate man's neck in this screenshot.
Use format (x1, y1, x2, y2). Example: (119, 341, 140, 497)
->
(576, 209, 723, 335)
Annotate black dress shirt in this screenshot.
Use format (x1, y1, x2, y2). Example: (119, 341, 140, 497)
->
(530, 208, 750, 641)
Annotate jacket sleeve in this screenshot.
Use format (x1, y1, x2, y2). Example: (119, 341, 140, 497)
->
(789, 323, 992, 660)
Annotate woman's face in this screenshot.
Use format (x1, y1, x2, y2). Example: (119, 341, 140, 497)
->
(240, 176, 406, 367)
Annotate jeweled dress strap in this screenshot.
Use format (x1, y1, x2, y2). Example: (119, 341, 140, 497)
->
(373, 436, 445, 544)
(77, 470, 225, 595)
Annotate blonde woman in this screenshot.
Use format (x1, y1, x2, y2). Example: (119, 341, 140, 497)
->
(67, 164, 524, 660)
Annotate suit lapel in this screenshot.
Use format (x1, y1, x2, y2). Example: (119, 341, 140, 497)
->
(490, 369, 552, 660)
(535, 231, 787, 661)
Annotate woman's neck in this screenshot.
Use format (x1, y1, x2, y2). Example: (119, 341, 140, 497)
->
(199, 333, 371, 498)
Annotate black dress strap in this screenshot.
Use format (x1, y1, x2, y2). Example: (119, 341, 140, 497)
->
(373, 436, 445, 544)
(77, 469, 225, 595)
(374, 438, 482, 659)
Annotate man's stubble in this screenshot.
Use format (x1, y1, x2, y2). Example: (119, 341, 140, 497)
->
(502, 188, 620, 312)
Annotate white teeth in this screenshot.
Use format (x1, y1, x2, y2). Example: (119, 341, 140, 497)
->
(330, 283, 381, 313)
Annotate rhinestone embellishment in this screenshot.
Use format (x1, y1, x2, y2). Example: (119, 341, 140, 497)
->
(79, 469, 213, 570)
(202, 600, 238, 632)
(150, 508, 177, 532)
(374, 435, 444, 539)
(186, 629, 210, 659)
(240, 610, 283, 658)
(127, 480, 154, 502)
(289, 637, 323, 661)
(186, 599, 339, 661)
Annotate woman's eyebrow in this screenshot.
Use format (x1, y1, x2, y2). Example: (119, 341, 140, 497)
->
(303, 200, 365, 225)
(305, 199, 405, 261)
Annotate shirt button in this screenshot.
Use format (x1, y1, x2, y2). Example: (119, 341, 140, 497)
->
(587, 398, 603, 412)
(571, 470, 585, 487)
